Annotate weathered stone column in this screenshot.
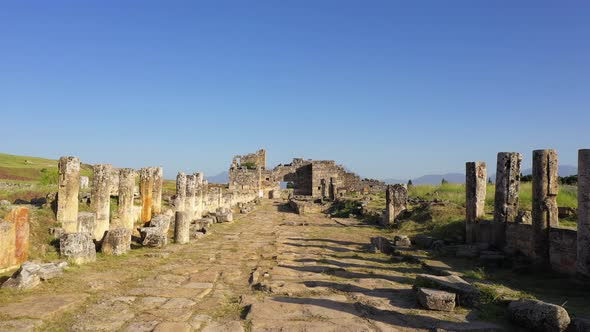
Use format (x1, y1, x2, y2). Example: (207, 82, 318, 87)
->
(152, 167, 163, 214)
(466, 162, 487, 243)
(195, 172, 204, 219)
(91, 164, 112, 241)
(186, 174, 196, 220)
(118, 168, 136, 230)
(494, 153, 522, 223)
(383, 184, 408, 226)
(176, 172, 187, 212)
(57, 156, 80, 232)
(577, 149, 590, 278)
(140, 167, 154, 223)
(5, 207, 30, 266)
(532, 149, 558, 266)
(174, 211, 190, 244)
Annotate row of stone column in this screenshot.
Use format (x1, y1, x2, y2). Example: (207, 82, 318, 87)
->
(57, 157, 163, 240)
(465, 149, 590, 278)
(176, 171, 206, 220)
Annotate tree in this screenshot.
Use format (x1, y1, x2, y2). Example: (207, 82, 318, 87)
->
(407, 179, 413, 187)
(441, 178, 448, 185)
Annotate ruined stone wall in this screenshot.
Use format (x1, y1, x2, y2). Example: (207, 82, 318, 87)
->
(504, 223, 535, 258)
(233, 149, 266, 169)
(465, 149, 588, 276)
(549, 227, 577, 275)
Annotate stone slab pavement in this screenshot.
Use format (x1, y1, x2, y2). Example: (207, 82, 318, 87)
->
(0, 200, 503, 331)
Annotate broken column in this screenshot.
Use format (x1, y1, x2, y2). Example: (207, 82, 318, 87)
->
(140, 167, 154, 223)
(577, 149, 590, 278)
(57, 156, 80, 231)
(118, 168, 136, 230)
(101, 228, 132, 256)
(532, 149, 558, 266)
(60, 232, 96, 264)
(91, 164, 112, 241)
(186, 174, 196, 220)
(383, 184, 408, 226)
(465, 162, 487, 243)
(494, 152, 522, 223)
(0, 220, 16, 271)
(176, 172, 187, 212)
(5, 207, 30, 266)
(152, 167, 163, 214)
(174, 211, 190, 244)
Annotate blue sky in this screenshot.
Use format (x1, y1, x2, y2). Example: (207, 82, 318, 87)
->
(1, 1, 588, 180)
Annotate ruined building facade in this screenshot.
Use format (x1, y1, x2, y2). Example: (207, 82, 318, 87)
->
(228, 149, 386, 199)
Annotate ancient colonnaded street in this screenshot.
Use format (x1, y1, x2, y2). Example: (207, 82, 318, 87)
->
(0, 199, 502, 332)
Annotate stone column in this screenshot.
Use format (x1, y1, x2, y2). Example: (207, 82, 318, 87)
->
(5, 207, 29, 266)
(91, 164, 112, 241)
(57, 156, 80, 232)
(140, 167, 154, 223)
(577, 149, 590, 278)
(383, 184, 408, 226)
(532, 149, 558, 266)
(174, 211, 190, 244)
(466, 162, 487, 243)
(494, 152, 522, 222)
(195, 172, 204, 219)
(118, 168, 136, 231)
(186, 174, 196, 220)
(176, 172, 187, 212)
(152, 167, 163, 214)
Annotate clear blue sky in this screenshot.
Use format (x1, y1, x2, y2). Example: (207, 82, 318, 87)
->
(1, 1, 588, 180)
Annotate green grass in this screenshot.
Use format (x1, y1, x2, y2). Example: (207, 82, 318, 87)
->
(0, 152, 93, 183)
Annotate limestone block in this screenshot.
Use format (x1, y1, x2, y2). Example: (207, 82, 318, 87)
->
(0, 220, 16, 271)
(101, 228, 132, 256)
(37, 261, 68, 280)
(417, 288, 455, 312)
(5, 207, 29, 265)
(140, 227, 167, 248)
(508, 299, 570, 332)
(1, 262, 41, 290)
(59, 232, 96, 265)
(149, 214, 172, 234)
(415, 274, 480, 307)
(216, 207, 233, 223)
(393, 235, 411, 247)
(77, 212, 96, 235)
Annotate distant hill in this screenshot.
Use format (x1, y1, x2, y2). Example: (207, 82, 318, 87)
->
(384, 173, 465, 185)
(206, 171, 229, 184)
(521, 165, 577, 177)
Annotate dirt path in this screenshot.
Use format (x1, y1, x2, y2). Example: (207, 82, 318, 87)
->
(0, 200, 502, 331)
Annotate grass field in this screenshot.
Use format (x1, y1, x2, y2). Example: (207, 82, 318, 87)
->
(0, 152, 94, 184)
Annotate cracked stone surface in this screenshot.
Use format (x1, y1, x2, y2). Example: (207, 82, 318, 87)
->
(0, 200, 504, 331)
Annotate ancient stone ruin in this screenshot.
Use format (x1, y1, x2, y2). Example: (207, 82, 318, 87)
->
(465, 149, 589, 276)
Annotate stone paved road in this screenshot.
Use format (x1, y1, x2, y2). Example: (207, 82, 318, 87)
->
(0, 200, 502, 331)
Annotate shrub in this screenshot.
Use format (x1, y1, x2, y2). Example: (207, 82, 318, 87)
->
(39, 168, 59, 185)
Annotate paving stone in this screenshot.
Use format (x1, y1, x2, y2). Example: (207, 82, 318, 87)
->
(0, 319, 43, 332)
(0, 294, 89, 319)
(189, 314, 212, 330)
(153, 322, 191, 332)
(202, 321, 244, 332)
(160, 297, 196, 309)
(123, 320, 160, 332)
